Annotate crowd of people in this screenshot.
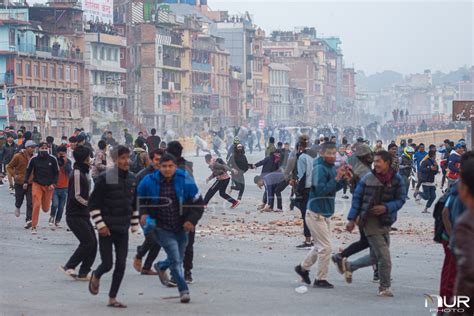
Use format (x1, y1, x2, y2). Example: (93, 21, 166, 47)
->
(1, 123, 473, 313)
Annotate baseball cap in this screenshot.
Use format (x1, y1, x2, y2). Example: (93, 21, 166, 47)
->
(25, 140, 37, 148)
(455, 143, 464, 149)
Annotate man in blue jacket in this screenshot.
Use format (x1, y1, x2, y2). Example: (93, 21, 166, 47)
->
(294, 142, 349, 289)
(344, 151, 406, 297)
(137, 153, 204, 303)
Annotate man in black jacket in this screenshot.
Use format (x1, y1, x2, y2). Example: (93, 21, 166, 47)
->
(1, 133, 18, 187)
(88, 146, 138, 308)
(133, 149, 164, 275)
(415, 150, 439, 213)
(146, 128, 161, 152)
(25, 142, 59, 234)
(61, 146, 96, 281)
(227, 143, 249, 201)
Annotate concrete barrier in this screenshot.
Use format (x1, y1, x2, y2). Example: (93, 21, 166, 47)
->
(396, 129, 466, 146)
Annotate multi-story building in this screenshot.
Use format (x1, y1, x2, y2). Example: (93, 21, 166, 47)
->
(268, 63, 290, 124)
(83, 32, 127, 134)
(0, 5, 84, 137)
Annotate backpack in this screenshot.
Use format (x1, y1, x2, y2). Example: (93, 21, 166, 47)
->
(432, 194, 448, 243)
(130, 151, 146, 174)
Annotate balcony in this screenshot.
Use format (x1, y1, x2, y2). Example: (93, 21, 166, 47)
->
(192, 62, 211, 72)
(162, 81, 181, 92)
(163, 58, 181, 68)
(17, 43, 83, 60)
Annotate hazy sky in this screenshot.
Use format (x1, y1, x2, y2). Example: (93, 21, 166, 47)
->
(209, 0, 473, 75)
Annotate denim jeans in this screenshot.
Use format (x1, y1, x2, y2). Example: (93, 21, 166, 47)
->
(155, 228, 189, 294)
(51, 188, 68, 223)
(348, 233, 391, 289)
(420, 185, 436, 208)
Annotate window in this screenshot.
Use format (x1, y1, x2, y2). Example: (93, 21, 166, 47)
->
(50, 65, 56, 80)
(92, 45, 97, 59)
(16, 95, 23, 107)
(58, 96, 64, 109)
(42, 95, 48, 109)
(33, 64, 39, 78)
(16, 62, 22, 76)
(113, 48, 118, 61)
(65, 96, 71, 109)
(100, 47, 105, 60)
(107, 48, 111, 60)
(25, 63, 31, 77)
(9, 29, 15, 46)
(41, 64, 47, 80)
(50, 95, 56, 108)
(72, 96, 78, 109)
(73, 66, 78, 81)
(57, 65, 63, 80)
(65, 66, 70, 81)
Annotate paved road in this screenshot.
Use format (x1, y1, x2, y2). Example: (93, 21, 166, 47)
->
(0, 151, 443, 316)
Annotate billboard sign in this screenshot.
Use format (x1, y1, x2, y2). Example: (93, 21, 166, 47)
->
(83, 0, 113, 23)
(453, 100, 474, 121)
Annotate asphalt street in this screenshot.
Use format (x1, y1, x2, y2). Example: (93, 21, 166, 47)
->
(0, 151, 443, 316)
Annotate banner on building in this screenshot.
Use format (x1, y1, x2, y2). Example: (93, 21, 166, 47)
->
(83, 0, 114, 24)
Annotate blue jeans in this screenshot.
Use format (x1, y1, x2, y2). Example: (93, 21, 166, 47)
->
(51, 188, 67, 223)
(155, 228, 189, 294)
(420, 185, 436, 208)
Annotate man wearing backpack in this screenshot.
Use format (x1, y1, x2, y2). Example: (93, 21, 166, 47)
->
(130, 138, 148, 174)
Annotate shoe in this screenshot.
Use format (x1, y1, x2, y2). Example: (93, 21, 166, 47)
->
(59, 265, 76, 278)
(155, 263, 169, 286)
(133, 257, 142, 272)
(167, 278, 177, 288)
(48, 217, 54, 226)
(289, 198, 295, 211)
(294, 265, 311, 285)
(331, 253, 345, 274)
(55, 222, 62, 228)
(141, 269, 158, 276)
(180, 292, 191, 303)
(378, 288, 394, 297)
(230, 200, 240, 209)
(257, 204, 265, 210)
(313, 280, 334, 289)
(414, 192, 421, 202)
(24, 221, 32, 229)
(422, 208, 429, 214)
(15, 207, 20, 218)
(372, 271, 380, 283)
(31, 227, 38, 235)
(343, 258, 352, 284)
(274, 209, 283, 213)
(296, 242, 313, 250)
(341, 195, 349, 199)
(390, 227, 398, 231)
(0, 180, 4, 186)
(185, 270, 193, 284)
(73, 274, 91, 281)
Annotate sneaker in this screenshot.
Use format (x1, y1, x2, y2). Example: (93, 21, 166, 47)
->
(133, 257, 142, 272)
(378, 288, 394, 297)
(180, 292, 191, 303)
(372, 272, 380, 283)
(257, 203, 265, 210)
(31, 227, 38, 235)
(331, 253, 345, 274)
(185, 270, 193, 284)
(296, 242, 313, 250)
(422, 208, 429, 214)
(167, 278, 177, 288)
(414, 192, 421, 202)
(55, 222, 62, 228)
(24, 221, 32, 229)
(294, 265, 311, 285)
(48, 217, 54, 226)
(154, 263, 169, 286)
(14, 207, 20, 218)
(313, 280, 334, 289)
(343, 258, 352, 284)
(274, 209, 283, 213)
(230, 200, 240, 209)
